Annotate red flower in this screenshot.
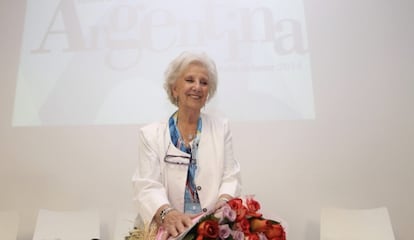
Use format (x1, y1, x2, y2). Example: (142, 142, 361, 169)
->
(227, 198, 249, 222)
(227, 198, 243, 210)
(264, 223, 286, 240)
(235, 206, 248, 222)
(245, 232, 260, 240)
(157, 196, 287, 240)
(246, 197, 263, 217)
(235, 217, 251, 234)
(197, 219, 219, 239)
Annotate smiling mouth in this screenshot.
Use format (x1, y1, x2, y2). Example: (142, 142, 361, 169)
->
(189, 94, 202, 99)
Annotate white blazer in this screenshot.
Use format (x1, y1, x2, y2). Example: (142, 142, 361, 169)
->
(132, 113, 242, 223)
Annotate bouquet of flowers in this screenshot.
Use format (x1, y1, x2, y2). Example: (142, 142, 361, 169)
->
(160, 196, 286, 240)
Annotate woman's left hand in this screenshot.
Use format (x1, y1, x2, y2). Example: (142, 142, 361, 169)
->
(214, 194, 233, 210)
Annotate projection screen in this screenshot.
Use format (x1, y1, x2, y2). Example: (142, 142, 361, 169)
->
(13, 0, 314, 126)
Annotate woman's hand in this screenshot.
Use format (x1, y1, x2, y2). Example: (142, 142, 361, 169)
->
(214, 194, 233, 210)
(160, 209, 193, 240)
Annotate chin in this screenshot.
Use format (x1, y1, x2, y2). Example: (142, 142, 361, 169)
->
(183, 105, 203, 112)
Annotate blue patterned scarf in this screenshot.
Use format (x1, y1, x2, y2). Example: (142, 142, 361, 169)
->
(169, 111, 202, 214)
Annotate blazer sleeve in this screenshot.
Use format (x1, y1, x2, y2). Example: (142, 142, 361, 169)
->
(132, 124, 169, 223)
(218, 118, 242, 197)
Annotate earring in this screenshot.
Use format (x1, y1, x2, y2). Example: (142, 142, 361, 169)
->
(175, 96, 179, 106)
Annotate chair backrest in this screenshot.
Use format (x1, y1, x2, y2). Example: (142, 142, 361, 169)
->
(32, 209, 100, 240)
(0, 211, 19, 240)
(320, 207, 395, 240)
(113, 211, 137, 240)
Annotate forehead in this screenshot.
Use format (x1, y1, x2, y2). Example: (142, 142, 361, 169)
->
(180, 62, 208, 77)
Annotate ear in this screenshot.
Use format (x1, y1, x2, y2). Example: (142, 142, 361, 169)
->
(172, 84, 178, 98)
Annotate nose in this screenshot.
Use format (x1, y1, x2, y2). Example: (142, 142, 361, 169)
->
(193, 80, 201, 91)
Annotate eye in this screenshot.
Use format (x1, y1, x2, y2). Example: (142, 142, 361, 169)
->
(200, 78, 209, 86)
(185, 78, 194, 83)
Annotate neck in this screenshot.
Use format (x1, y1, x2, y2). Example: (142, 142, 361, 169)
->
(176, 108, 200, 125)
(176, 108, 200, 144)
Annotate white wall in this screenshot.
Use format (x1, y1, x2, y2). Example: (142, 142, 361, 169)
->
(1, 0, 413, 240)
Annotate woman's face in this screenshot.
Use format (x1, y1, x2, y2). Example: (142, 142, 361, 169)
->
(173, 63, 209, 112)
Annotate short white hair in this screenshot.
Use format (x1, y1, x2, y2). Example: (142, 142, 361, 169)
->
(163, 51, 218, 106)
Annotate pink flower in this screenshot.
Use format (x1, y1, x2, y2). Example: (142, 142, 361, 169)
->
(214, 204, 236, 223)
(222, 204, 236, 222)
(170, 195, 287, 240)
(219, 224, 231, 239)
(232, 230, 244, 240)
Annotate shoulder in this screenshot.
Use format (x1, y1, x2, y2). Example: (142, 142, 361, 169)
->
(201, 112, 230, 130)
(140, 121, 165, 132)
(139, 120, 167, 140)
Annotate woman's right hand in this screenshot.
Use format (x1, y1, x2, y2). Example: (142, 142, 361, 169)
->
(160, 210, 193, 240)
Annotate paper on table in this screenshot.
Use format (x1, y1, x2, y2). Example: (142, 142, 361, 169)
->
(0, 211, 19, 240)
(320, 207, 395, 240)
(32, 209, 100, 240)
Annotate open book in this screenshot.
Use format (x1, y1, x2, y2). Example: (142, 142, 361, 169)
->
(156, 211, 209, 240)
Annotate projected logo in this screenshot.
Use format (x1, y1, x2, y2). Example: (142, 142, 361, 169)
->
(13, 0, 314, 126)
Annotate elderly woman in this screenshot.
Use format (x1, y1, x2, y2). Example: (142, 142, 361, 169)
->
(132, 51, 242, 239)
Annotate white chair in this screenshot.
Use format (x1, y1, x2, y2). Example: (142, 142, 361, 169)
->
(0, 211, 19, 240)
(320, 207, 395, 240)
(113, 211, 137, 240)
(32, 209, 100, 240)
